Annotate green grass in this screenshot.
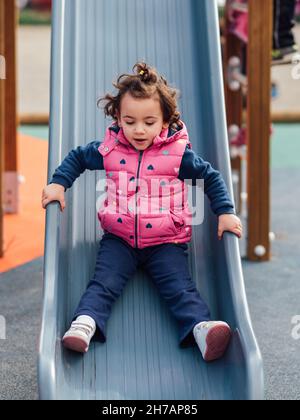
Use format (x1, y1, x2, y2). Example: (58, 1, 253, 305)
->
(19, 9, 51, 26)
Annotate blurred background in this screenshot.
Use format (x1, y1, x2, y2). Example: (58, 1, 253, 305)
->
(18, 0, 51, 127)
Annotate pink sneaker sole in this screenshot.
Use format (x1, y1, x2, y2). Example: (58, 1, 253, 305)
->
(62, 336, 88, 353)
(203, 324, 232, 362)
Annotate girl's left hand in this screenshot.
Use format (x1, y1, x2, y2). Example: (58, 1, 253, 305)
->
(218, 214, 243, 240)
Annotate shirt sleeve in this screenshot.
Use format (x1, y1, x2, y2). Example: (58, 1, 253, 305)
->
(178, 147, 235, 216)
(50, 141, 104, 190)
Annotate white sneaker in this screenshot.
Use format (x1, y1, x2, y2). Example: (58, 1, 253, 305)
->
(62, 315, 96, 353)
(193, 321, 232, 362)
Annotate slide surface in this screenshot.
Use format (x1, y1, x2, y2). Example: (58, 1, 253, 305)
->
(38, 0, 264, 400)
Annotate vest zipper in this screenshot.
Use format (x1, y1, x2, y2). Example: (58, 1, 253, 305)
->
(135, 151, 144, 248)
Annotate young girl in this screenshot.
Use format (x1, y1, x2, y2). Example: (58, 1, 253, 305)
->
(42, 63, 243, 362)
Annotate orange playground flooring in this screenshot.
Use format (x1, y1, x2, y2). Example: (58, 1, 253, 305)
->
(0, 134, 48, 273)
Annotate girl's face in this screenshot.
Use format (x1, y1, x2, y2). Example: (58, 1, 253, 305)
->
(117, 92, 169, 151)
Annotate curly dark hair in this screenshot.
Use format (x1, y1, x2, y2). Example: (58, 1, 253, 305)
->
(98, 62, 181, 128)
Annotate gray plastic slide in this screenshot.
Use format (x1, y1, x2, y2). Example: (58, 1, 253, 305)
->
(38, 0, 264, 400)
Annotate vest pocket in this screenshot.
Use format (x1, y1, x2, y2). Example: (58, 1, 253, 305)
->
(139, 213, 177, 239)
(169, 209, 185, 233)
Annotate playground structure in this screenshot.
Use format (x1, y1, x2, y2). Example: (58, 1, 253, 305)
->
(223, 0, 273, 261)
(38, 0, 263, 400)
(223, 0, 300, 261)
(0, 0, 3, 257)
(0, 0, 18, 258)
(0, 0, 299, 402)
(1, 0, 288, 263)
(3, 0, 294, 398)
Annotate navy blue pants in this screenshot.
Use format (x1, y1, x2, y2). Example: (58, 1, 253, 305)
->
(74, 233, 210, 347)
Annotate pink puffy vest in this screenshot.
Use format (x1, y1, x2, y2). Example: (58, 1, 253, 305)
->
(98, 122, 193, 249)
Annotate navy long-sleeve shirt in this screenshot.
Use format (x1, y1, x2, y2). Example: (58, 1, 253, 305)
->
(50, 141, 235, 216)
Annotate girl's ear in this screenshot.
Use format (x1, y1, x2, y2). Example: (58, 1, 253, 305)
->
(162, 122, 169, 129)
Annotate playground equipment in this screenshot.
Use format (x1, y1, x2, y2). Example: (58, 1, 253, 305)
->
(0, 0, 18, 257)
(223, 0, 273, 261)
(0, 0, 4, 257)
(224, 0, 300, 261)
(38, 0, 263, 400)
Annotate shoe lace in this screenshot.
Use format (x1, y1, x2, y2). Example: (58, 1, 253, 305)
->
(70, 322, 94, 337)
(198, 321, 219, 330)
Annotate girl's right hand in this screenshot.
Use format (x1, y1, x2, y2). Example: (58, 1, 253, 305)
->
(42, 183, 66, 212)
